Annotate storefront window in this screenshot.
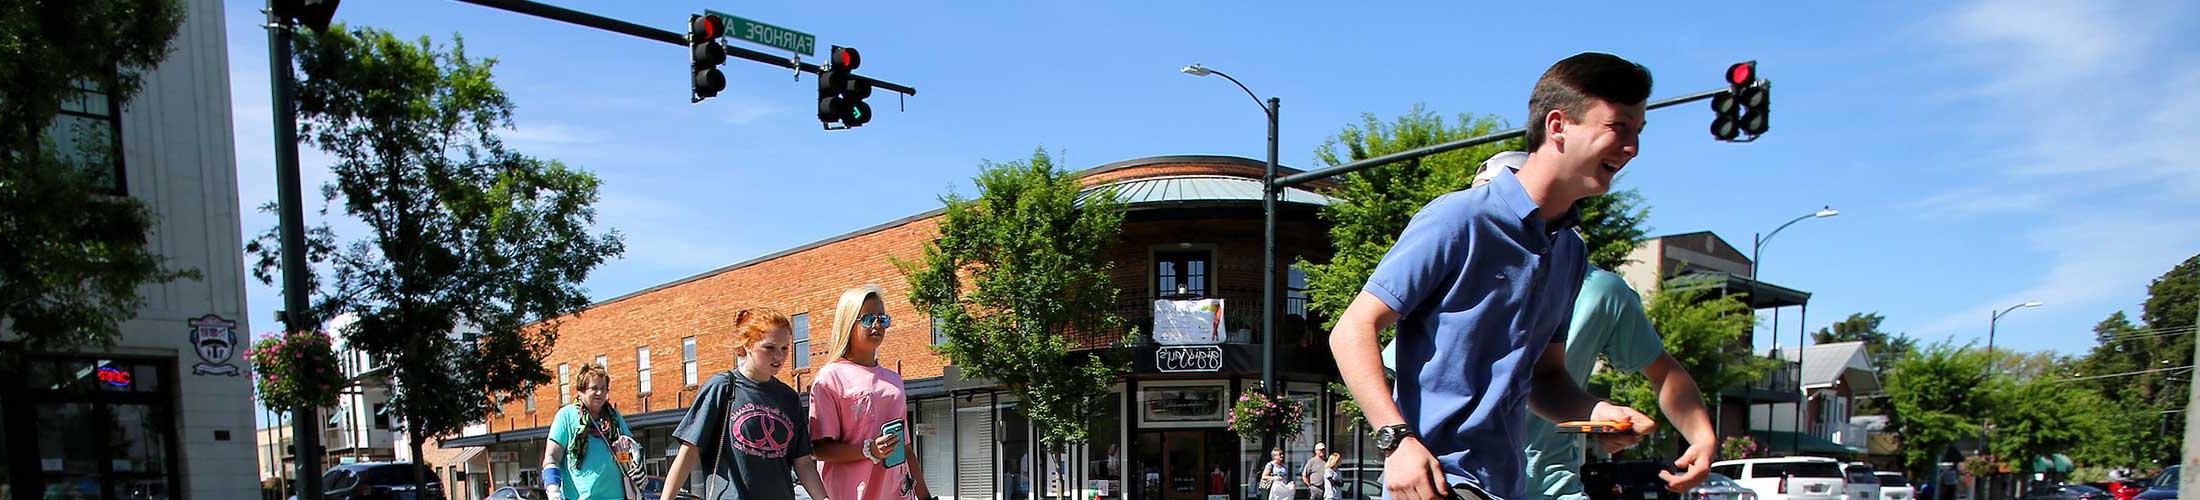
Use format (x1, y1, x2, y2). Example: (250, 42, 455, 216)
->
(8, 357, 179, 499)
(955, 396, 998, 500)
(1084, 393, 1122, 499)
(915, 398, 955, 500)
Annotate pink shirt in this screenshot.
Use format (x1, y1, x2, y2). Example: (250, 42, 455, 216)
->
(809, 359, 912, 500)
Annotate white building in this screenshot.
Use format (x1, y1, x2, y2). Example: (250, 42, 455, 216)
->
(0, 0, 256, 497)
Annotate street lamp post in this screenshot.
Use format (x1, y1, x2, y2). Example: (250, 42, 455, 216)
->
(1182, 63, 1283, 455)
(1750, 206, 1836, 455)
(1982, 300, 2041, 498)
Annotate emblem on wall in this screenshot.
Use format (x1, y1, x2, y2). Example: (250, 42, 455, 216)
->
(189, 314, 241, 376)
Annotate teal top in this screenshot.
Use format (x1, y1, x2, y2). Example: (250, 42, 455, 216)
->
(1522, 268, 1667, 500)
(548, 403, 634, 500)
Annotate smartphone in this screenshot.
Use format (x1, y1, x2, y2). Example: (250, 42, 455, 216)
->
(1555, 420, 1632, 435)
(880, 419, 908, 468)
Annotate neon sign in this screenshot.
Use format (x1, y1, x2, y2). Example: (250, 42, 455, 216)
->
(97, 366, 132, 387)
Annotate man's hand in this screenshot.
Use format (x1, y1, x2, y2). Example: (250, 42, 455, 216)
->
(1660, 440, 1715, 492)
(1589, 402, 1655, 454)
(1381, 438, 1452, 500)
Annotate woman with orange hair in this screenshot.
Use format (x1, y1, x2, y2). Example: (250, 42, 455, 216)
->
(660, 308, 830, 500)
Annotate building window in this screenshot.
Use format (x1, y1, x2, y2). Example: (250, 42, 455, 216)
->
(791, 313, 811, 369)
(524, 387, 536, 413)
(557, 363, 571, 406)
(1155, 251, 1211, 297)
(931, 317, 946, 346)
(681, 337, 698, 387)
(636, 346, 652, 395)
(43, 79, 125, 195)
(594, 354, 607, 371)
(1286, 265, 1309, 318)
(372, 403, 390, 430)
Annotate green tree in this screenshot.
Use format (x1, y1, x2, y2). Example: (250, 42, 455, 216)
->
(2065, 254, 2197, 467)
(1987, 375, 2103, 474)
(1297, 105, 1651, 331)
(0, 0, 200, 357)
(1810, 312, 1917, 369)
(903, 149, 1131, 448)
(1592, 275, 1771, 457)
(1884, 342, 1993, 478)
(246, 26, 625, 494)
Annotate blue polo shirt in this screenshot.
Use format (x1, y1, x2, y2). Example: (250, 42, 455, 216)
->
(1365, 167, 1587, 500)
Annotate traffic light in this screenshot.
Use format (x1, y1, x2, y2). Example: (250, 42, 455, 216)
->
(272, 0, 341, 31)
(817, 46, 872, 128)
(689, 14, 727, 103)
(1710, 61, 1769, 141)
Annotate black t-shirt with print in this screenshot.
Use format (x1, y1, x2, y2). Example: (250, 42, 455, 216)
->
(674, 371, 814, 500)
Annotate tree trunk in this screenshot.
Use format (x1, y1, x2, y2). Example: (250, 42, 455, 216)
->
(411, 416, 430, 500)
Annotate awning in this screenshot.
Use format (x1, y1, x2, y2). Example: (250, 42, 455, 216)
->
(443, 446, 485, 468)
(2031, 454, 2074, 473)
(1749, 430, 1866, 456)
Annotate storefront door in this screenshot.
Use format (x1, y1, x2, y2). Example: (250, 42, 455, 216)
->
(1134, 430, 1236, 500)
(2, 357, 182, 500)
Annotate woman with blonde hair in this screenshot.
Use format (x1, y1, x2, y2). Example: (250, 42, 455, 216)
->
(660, 307, 830, 500)
(542, 362, 639, 500)
(810, 285, 933, 500)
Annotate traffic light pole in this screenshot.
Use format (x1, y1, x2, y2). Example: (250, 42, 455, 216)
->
(450, 0, 915, 96)
(264, 7, 324, 500)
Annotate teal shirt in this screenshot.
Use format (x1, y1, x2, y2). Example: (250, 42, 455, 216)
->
(548, 404, 634, 500)
(1522, 268, 1666, 500)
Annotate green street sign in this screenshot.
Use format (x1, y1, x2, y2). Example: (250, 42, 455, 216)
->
(706, 9, 816, 56)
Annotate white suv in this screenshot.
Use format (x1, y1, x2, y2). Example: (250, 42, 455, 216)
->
(1711, 457, 1849, 500)
(1872, 472, 1914, 500)
(1841, 463, 1881, 500)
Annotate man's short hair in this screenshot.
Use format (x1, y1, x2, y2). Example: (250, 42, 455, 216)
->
(1524, 52, 1653, 152)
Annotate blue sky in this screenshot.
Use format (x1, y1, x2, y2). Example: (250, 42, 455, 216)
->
(222, 0, 2200, 396)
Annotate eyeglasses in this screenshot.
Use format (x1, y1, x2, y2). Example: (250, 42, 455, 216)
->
(858, 313, 892, 329)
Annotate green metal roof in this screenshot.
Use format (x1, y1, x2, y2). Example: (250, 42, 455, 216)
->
(1080, 175, 1337, 207)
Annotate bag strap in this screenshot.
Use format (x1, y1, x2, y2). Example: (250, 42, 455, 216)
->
(706, 371, 736, 499)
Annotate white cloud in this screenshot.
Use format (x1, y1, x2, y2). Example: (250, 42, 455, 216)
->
(501, 122, 599, 147)
(1910, 216, 2200, 341)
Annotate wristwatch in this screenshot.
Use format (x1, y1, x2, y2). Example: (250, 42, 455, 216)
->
(1372, 424, 1416, 456)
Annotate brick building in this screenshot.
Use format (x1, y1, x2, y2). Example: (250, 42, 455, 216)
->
(437, 155, 1374, 500)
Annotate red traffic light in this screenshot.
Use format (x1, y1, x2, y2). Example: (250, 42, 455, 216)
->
(1726, 61, 1757, 86)
(832, 46, 861, 72)
(691, 15, 723, 40)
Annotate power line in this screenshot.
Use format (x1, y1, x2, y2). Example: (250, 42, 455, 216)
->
(2095, 326, 2198, 343)
(2052, 365, 2195, 384)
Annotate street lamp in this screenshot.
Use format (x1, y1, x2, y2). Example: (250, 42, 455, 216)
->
(1982, 299, 2041, 492)
(1182, 62, 1283, 454)
(1749, 205, 1836, 455)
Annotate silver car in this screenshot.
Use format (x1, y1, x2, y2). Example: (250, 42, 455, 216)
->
(1690, 473, 1760, 500)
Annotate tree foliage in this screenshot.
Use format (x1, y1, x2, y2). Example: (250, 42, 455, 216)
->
(0, 0, 199, 356)
(244, 25, 624, 490)
(902, 149, 1130, 447)
(1300, 105, 1655, 424)
(1884, 342, 1993, 477)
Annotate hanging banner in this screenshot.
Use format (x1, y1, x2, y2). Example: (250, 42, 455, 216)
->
(1151, 298, 1223, 345)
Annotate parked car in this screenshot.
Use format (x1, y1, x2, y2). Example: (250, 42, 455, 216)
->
(2134, 465, 2179, 500)
(640, 475, 703, 500)
(1711, 457, 1848, 500)
(487, 484, 545, 500)
(1873, 472, 1914, 500)
(2024, 482, 2112, 497)
(1330, 463, 1383, 500)
(317, 462, 444, 500)
(1689, 473, 1760, 500)
(1843, 463, 1882, 500)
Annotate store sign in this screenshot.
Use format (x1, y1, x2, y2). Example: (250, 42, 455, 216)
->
(1152, 298, 1224, 345)
(489, 451, 517, 462)
(97, 366, 133, 387)
(188, 314, 241, 376)
(1154, 346, 1223, 373)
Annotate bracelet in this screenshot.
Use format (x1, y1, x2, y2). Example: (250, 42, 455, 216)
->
(861, 441, 883, 464)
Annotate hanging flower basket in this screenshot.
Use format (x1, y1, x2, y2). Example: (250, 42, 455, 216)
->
(1719, 436, 1762, 460)
(249, 330, 343, 412)
(1227, 386, 1307, 442)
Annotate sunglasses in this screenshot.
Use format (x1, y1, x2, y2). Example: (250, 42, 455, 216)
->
(858, 313, 892, 329)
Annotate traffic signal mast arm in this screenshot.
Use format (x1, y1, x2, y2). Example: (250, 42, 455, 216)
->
(450, 0, 916, 96)
(1272, 85, 1733, 189)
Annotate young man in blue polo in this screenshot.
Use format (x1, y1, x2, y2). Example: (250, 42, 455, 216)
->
(1330, 52, 1659, 500)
